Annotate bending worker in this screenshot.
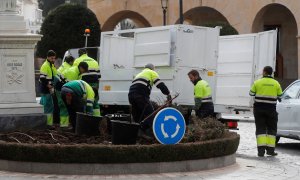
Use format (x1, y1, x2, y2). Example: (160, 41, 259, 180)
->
(53, 55, 75, 128)
(39, 50, 59, 126)
(188, 70, 214, 118)
(78, 61, 101, 116)
(250, 66, 282, 157)
(128, 63, 171, 134)
(61, 80, 96, 130)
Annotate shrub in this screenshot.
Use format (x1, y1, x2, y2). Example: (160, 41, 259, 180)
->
(0, 132, 239, 163)
(183, 116, 226, 142)
(201, 21, 238, 36)
(36, 4, 101, 58)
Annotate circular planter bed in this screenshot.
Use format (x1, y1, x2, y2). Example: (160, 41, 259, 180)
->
(0, 118, 240, 175)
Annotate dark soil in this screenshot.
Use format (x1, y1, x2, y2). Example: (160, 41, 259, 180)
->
(0, 116, 226, 145)
(0, 129, 110, 145)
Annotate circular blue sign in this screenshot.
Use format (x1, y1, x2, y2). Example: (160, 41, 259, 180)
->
(153, 107, 186, 144)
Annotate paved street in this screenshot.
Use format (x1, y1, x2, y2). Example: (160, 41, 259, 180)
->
(0, 122, 299, 180)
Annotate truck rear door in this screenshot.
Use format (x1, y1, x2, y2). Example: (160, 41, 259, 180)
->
(174, 26, 219, 105)
(215, 30, 277, 111)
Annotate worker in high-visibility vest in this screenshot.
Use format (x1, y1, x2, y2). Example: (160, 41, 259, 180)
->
(57, 55, 74, 74)
(128, 63, 171, 134)
(54, 55, 74, 127)
(61, 80, 96, 130)
(78, 61, 101, 116)
(188, 69, 214, 119)
(64, 48, 100, 83)
(250, 66, 283, 157)
(39, 50, 59, 126)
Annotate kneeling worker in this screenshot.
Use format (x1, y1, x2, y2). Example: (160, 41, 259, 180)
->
(188, 70, 214, 118)
(61, 80, 96, 130)
(128, 63, 171, 134)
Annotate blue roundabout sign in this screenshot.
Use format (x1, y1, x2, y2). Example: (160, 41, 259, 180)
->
(153, 107, 186, 144)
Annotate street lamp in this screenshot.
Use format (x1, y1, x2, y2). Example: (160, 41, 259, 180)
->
(84, 28, 90, 47)
(179, 0, 183, 24)
(161, 0, 168, 26)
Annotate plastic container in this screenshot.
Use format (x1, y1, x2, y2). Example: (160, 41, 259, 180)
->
(105, 114, 131, 134)
(111, 120, 140, 145)
(76, 112, 102, 136)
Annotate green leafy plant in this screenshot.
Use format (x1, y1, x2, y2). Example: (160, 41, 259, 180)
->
(183, 116, 226, 142)
(36, 4, 100, 58)
(201, 21, 238, 36)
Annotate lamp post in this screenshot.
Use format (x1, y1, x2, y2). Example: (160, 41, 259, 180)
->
(161, 0, 168, 26)
(84, 28, 90, 47)
(179, 0, 183, 24)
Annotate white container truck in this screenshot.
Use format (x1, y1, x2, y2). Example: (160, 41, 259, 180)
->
(99, 25, 277, 123)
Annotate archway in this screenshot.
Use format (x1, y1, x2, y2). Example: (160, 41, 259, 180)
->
(176, 6, 238, 36)
(252, 3, 298, 83)
(102, 10, 151, 32)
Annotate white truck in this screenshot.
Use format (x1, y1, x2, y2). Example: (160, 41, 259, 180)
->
(99, 25, 277, 124)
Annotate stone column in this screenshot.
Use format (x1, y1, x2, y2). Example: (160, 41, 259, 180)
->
(0, 0, 46, 132)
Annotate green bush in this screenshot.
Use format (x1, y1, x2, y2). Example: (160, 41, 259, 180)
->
(183, 116, 226, 142)
(201, 21, 238, 36)
(0, 132, 239, 163)
(36, 4, 100, 58)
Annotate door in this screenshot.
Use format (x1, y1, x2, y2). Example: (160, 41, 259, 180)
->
(254, 30, 277, 80)
(216, 35, 256, 107)
(277, 81, 300, 137)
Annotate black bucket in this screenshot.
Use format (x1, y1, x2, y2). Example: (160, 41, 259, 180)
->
(105, 114, 131, 134)
(111, 120, 140, 145)
(76, 112, 102, 136)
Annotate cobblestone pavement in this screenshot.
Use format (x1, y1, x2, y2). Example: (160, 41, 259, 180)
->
(0, 122, 299, 180)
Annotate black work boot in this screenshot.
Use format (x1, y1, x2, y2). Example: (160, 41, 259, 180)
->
(257, 146, 265, 157)
(266, 147, 278, 156)
(266, 152, 278, 156)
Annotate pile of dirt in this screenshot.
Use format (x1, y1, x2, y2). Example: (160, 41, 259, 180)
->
(0, 116, 227, 145)
(0, 129, 110, 145)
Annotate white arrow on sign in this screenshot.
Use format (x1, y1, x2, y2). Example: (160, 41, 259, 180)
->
(161, 123, 169, 138)
(164, 115, 177, 122)
(171, 124, 180, 138)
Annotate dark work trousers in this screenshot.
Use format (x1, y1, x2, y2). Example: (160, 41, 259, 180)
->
(52, 92, 60, 124)
(254, 107, 278, 154)
(61, 87, 85, 130)
(128, 93, 154, 131)
(196, 102, 215, 119)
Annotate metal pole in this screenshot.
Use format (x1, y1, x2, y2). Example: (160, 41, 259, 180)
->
(85, 35, 88, 47)
(163, 8, 167, 26)
(179, 0, 183, 24)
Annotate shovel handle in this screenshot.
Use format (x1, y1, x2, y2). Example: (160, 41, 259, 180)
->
(141, 93, 179, 123)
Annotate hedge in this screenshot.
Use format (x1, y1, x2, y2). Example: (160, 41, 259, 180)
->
(0, 132, 239, 164)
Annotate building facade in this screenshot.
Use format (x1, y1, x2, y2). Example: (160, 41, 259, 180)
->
(88, 0, 300, 83)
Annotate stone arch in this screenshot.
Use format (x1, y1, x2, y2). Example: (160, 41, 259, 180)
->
(175, 6, 238, 35)
(176, 6, 229, 25)
(252, 3, 298, 81)
(102, 10, 151, 32)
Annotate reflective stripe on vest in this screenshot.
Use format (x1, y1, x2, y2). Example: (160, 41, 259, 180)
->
(254, 95, 277, 104)
(132, 77, 151, 88)
(77, 80, 86, 94)
(202, 95, 213, 103)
